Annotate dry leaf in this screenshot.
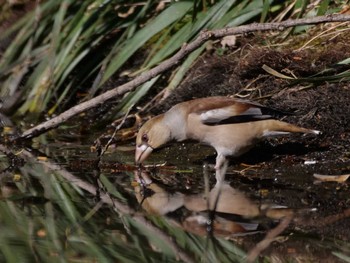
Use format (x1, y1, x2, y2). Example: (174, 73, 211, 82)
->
(313, 173, 350, 183)
(221, 35, 236, 48)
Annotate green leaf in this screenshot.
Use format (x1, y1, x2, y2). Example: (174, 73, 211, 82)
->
(118, 76, 160, 114)
(166, 44, 206, 92)
(317, 0, 330, 16)
(101, 1, 193, 83)
(260, 0, 271, 23)
(146, 0, 239, 69)
(333, 251, 350, 263)
(337, 57, 350, 65)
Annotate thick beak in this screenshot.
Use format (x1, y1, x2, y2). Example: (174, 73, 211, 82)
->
(135, 144, 153, 164)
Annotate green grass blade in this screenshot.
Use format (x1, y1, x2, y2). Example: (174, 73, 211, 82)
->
(317, 0, 331, 16)
(337, 57, 350, 65)
(101, 1, 193, 83)
(333, 251, 350, 262)
(166, 44, 206, 92)
(260, 0, 271, 22)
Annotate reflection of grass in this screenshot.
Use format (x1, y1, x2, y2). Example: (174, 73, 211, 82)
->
(0, 147, 246, 262)
(1, 141, 350, 262)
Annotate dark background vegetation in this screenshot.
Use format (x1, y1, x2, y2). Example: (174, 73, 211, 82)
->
(0, 0, 350, 262)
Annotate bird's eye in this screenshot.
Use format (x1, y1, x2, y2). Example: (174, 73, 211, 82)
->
(141, 134, 149, 143)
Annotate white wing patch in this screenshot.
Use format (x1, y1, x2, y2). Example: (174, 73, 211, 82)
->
(200, 108, 233, 123)
(242, 107, 263, 116)
(263, 130, 291, 137)
(200, 106, 263, 123)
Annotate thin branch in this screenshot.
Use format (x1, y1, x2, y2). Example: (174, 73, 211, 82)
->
(246, 214, 293, 263)
(99, 105, 133, 157)
(19, 14, 350, 140)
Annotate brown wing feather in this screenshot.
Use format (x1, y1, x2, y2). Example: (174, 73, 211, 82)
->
(183, 97, 259, 115)
(174, 96, 290, 125)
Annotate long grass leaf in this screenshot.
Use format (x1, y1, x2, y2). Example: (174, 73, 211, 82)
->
(166, 44, 206, 92)
(119, 76, 160, 114)
(317, 0, 331, 16)
(147, 0, 239, 69)
(101, 1, 193, 83)
(260, 0, 271, 22)
(337, 57, 350, 65)
(227, 0, 268, 27)
(333, 252, 350, 262)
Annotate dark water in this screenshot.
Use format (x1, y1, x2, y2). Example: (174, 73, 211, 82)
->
(0, 130, 349, 262)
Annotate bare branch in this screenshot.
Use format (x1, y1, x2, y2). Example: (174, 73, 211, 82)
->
(246, 214, 293, 262)
(19, 14, 350, 140)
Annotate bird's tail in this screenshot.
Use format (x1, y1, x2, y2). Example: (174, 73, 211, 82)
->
(262, 119, 320, 137)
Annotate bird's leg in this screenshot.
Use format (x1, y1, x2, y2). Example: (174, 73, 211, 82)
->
(206, 154, 228, 235)
(214, 154, 228, 183)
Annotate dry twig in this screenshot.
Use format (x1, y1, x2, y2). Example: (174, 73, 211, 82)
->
(246, 214, 293, 262)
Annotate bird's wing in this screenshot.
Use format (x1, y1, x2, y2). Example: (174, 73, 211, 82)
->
(185, 97, 287, 125)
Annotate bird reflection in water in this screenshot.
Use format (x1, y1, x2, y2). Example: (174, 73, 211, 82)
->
(133, 170, 300, 237)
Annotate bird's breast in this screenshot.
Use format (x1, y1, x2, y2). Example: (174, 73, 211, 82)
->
(164, 108, 188, 141)
(190, 121, 265, 156)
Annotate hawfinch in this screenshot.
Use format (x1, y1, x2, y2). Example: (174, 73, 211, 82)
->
(135, 96, 320, 181)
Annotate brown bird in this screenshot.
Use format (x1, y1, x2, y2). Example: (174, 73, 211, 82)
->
(135, 96, 320, 181)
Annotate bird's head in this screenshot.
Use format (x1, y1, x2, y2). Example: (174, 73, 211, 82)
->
(135, 114, 171, 164)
